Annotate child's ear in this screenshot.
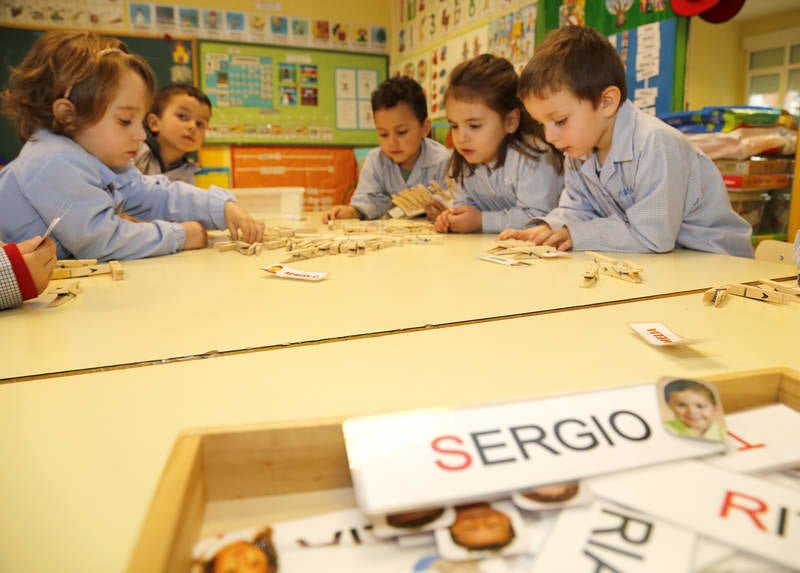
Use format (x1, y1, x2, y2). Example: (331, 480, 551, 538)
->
(145, 113, 160, 134)
(422, 117, 432, 138)
(598, 86, 622, 118)
(51, 98, 76, 125)
(504, 108, 520, 134)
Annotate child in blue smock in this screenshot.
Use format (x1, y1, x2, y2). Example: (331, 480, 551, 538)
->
(499, 26, 752, 257)
(0, 31, 263, 262)
(434, 54, 563, 234)
(135, 84, 212, 185)
(322, 76, 450, 222)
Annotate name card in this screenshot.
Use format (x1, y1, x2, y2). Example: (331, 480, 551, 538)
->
(709, 404, 800, 473)
(590, 460, 800, 569)
(530, 500, 695, 573)
(343, 384, 725, 515)
(628, 322, 695, 346)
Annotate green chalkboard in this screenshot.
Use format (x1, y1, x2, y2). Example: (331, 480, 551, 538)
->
(199, 40, 387, 146)
(0, 26, 196, 164)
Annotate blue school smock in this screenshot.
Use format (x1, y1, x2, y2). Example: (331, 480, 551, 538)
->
(455, 146, 563, 233)
(349, 138, 450, 220)
(0, 130, 233, 261)
(538, 100, 753, 258)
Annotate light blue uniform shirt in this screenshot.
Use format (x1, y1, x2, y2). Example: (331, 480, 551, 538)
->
(538, 100, 753, 258)
(0, 129, 233, 261)
(349, 138, 450, 220)
(456, 146, 563, 233)
(793, 229, 800, 272)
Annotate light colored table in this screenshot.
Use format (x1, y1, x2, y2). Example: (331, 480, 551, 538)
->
(1, 219, 795, 380)
(0, 292, 795, 572)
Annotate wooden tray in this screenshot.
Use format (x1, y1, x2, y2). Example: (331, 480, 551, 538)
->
(126, 367, 800, 572)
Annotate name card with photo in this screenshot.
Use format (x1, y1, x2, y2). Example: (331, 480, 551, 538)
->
(590, 460, 800, 569)
(344, 384, 725, 515)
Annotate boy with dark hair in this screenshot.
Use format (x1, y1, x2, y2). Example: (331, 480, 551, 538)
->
(323, 76, 450, 222)
(499, 26, 753, 258)
(135, 84, 212, 184)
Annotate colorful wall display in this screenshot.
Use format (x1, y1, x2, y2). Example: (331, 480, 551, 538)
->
(200, 41, 387, 145)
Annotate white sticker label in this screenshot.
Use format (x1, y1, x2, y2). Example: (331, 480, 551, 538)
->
(628, 322, 695, 346)
(262, 263, 327, 281)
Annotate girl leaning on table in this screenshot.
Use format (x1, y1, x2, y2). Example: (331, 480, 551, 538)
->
(434, 53, 564, 234)
(0, 30, 263, 263)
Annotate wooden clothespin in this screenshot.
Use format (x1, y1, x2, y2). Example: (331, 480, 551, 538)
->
(703, 286, 729, 307)
(757, 279, 800, 301)
(587, 252, 643, 283)
(581, 265, 599, 288)
(215, 240, 238, 252)
(47, 281, 82, 307)
(725, 283, 790, 304)
(52, 259, 123, 281)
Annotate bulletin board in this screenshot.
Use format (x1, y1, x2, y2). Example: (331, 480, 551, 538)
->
(199, 40, 387, 146)
(0, 26, 196, 164)
(537, 1, 688, 115)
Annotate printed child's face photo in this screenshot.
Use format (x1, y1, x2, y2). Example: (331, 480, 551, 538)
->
(386, 507, 445, 528)
(521, 481, 579, 503)
(449, 502, 512, 550)
(212, 540, 270, 573)
(658, 378, 726, 442)
(374, 101, 430, 172)
(667, 388, 717, 434)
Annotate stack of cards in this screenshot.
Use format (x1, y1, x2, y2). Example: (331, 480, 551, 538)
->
(190, 380, 800, 572)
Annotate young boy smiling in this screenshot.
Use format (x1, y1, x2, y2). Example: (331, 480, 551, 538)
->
(499, 26, 753, 258)
(323, 76, 450, 222)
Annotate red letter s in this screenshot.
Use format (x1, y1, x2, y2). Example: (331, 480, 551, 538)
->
(431, 435, 472, 471)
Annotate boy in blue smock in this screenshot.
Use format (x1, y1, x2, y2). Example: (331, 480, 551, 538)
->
(323, 77, 450, 222)
(499, 26, 753, 258)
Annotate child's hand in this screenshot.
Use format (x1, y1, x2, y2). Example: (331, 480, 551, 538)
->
(20, 236, 56, 295)
(180, 222, 209, 250)
(498, 224, 550, 242)
(541, 227, 573, 251)
(434, 209, 452, 233)
(322, 205, 360, 223)
(446, 205, 482, 233)
(423, 201, 447, 222)
(224, 201, 265, 244)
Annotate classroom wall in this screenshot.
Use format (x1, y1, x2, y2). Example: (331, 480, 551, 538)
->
(685, 9, 800, 110)
(161, 0, 392, 28)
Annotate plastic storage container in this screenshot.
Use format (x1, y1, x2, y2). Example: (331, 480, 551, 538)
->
(760, 188, 792, 234)
(230, 187, 305, 220)
(727, 190, 770, 232)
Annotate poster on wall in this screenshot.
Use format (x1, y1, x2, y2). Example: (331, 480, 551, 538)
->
(609, 18, 675, 116)
(488, 3, 537, 71)
(200, 41, 386, 145)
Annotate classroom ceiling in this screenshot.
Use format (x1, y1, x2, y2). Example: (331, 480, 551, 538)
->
(734, 0, 800, 21)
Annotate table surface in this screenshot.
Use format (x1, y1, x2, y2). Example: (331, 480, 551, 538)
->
(1, 216, 795, 380)
(0, 290, 795, 573)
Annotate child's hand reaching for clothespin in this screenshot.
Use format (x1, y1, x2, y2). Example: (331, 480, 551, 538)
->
(224, 201, 265, 244)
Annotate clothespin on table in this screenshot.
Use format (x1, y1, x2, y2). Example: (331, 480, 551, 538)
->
(52, 259, 124, 280)
(47, 281, 82, 307)
(703, 283, 791, 306)
(586, 251, 643, 283)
